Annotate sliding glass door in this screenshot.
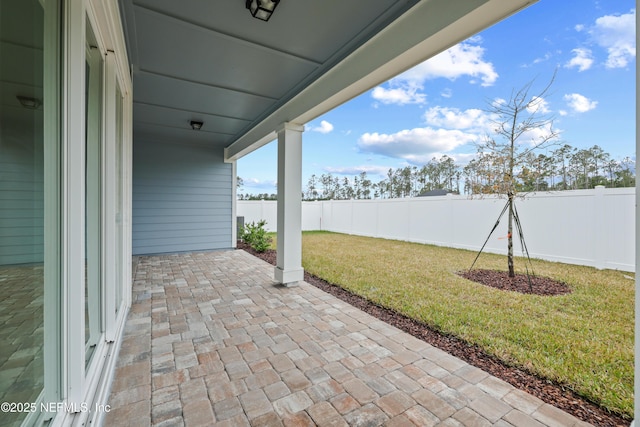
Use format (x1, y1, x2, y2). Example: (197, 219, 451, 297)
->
(84, 19, 103, 368)
(0, 0, 61, 425)
(1, 1, 131, 424)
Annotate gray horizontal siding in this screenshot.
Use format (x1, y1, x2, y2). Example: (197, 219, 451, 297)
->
(133, 241, 228, 255)
(0, 226, 44, 237)
(0, 125, 44, 265)
(132, 215, 226, 225)
(134, 222, 228, 232)
(134, 191, 230, 201)
(132, 139, 232, 255)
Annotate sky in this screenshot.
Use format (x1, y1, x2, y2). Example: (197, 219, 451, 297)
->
(237, 0, 636, 195)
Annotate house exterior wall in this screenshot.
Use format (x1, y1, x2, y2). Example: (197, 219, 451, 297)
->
(132, 139, 233, 255)
(0, 122, 44, 265)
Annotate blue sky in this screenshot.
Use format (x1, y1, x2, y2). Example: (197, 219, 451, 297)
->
(238, 0, 636, 194)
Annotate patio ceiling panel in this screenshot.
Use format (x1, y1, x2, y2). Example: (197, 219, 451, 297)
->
(132, 122, 231, 146)
(134, 103, 248, 136)
(118, 0, 420, 148)
(224, 0, 538, 160)
(132, 6, 320, 100)
(132, 71, 274, 122)
(129, 0, 411, 63)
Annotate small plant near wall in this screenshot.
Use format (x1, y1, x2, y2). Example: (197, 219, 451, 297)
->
(240, 220, 272, 253)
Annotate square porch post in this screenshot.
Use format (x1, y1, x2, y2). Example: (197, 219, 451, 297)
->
(274, 123, 304, 285)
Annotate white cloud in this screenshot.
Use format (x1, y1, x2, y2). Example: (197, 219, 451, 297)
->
(357, 127, 478, 164)
(440, 88, 453, 98)
(526, 96, 551, 114)
(309, 120, 334, 133)
(565, 48, 594, 71)
(518, 123, 560, 146)
(533, 52, 553, 65)
(371, 86, 426, 105)
(324, 165, 390, 177)
(421, 104, 556, 147)
(241, 178, 277, 190)
(359, 96, 563, 164)
(370, 39, 497, 106)
(590, 9, 636, 68)
(423, 106, 494, 133)
(491, 98, 507, 108)
(400, 41, 498, 87)
(563, 93, 598, 113)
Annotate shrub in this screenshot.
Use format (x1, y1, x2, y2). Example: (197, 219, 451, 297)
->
(241, 220, 272, 253)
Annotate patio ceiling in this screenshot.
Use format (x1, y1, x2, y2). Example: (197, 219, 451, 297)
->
(118, 0, 536, 158)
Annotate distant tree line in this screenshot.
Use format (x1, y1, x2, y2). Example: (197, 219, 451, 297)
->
(303, 155, 460, 200)
(463, 144, 635, 196)
(237, 145, 635, 201)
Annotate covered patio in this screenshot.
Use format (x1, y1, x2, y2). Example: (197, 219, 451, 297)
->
(105, 250, 590, 426)
(2, 1, 635, 426)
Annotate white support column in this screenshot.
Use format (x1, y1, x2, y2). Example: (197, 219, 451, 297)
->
(274, 123, 304, 285)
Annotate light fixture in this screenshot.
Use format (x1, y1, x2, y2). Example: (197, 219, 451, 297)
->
(16, 95, 42, 110)
(190, 120, 203, 130)
(246, 0, 280, 21)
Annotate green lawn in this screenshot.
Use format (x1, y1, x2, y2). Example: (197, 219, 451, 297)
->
(297, 231, 634, 419)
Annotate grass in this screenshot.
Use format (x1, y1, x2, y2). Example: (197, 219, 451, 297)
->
(297, 231, 634, 419)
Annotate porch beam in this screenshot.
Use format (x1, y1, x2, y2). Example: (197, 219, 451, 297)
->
(274, 123, 304, 285)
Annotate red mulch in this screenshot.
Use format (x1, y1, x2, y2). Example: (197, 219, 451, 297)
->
(237, 243, 630, 427)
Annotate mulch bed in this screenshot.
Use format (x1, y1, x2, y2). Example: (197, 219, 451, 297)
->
(458, 269, 573, 296)
(237, 242, 630, 427)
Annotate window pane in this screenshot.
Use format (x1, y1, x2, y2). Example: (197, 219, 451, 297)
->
(0, 0, 50, 424)
(115, 83, 123, 315)
(85, 21, 103, 368)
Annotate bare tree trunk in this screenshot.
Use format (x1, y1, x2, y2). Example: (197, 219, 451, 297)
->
(507, 195, 515, 277)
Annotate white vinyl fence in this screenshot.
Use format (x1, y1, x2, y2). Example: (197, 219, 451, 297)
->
(237, 186, 635, 272)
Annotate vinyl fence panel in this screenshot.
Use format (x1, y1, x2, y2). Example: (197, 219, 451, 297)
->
(237, 187, 635, 272)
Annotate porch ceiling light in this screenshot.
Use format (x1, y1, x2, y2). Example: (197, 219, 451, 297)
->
(17, 95, 42, 109)
(190, 120, 203, 130)
(246, 0, 280, 21)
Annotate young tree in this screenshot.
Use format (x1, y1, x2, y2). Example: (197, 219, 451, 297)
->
(552, 144, 574, 190)
(477, 76, 560, 277)
(617, 157, 636, 187)
(589, 145, 606, 181)
(570, 149, 593, 189)
(305, 174, 319, 200)
(359, 172, 373, 199)
(605, 159, 621, 187)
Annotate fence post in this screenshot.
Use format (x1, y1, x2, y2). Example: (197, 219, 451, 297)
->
(350, 199, 354, 235)
(447, 193, 454, 247)
(374, 200, 379, 238)
(594, 185, 606, 269)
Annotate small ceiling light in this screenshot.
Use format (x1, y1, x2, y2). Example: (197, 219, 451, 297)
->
(17, 95, 42, 110)
(190, 120, 203, 130)
(246, 0, 280, 21)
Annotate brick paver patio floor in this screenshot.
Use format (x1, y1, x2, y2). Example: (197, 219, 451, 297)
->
(105, 250, 591, 426)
